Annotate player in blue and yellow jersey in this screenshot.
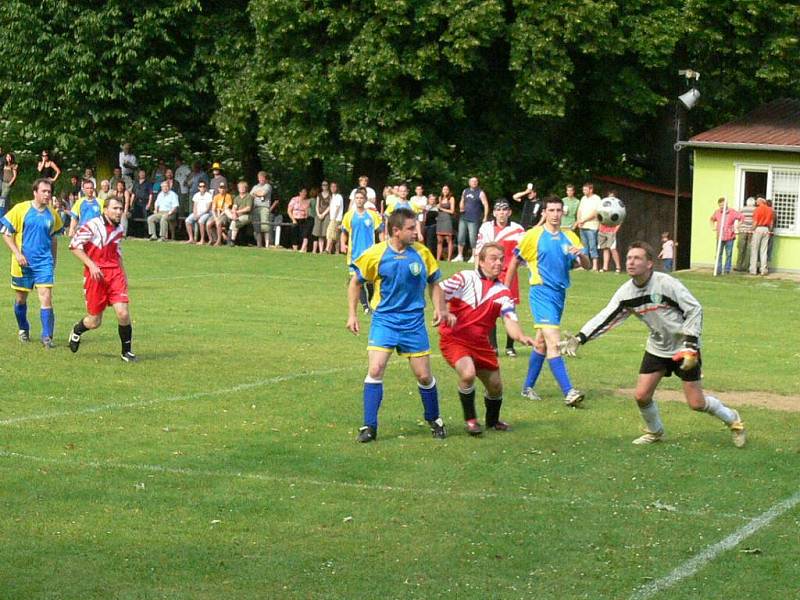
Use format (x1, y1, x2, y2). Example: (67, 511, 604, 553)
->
(346, 207, 453, 442)
(505, 195, 589, 407)
(68, 180, 104, 237)
(340, 188, 382, 313)
(0, 178, 63, 347)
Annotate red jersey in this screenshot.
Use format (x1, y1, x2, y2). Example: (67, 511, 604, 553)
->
(476, 220, 525, 301)
(69, 215, 125, 270)
(438, 270, 517, 347)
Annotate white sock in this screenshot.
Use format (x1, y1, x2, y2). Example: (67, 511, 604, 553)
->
(703, 395, 736, 425)
(639, 401, 664, 434)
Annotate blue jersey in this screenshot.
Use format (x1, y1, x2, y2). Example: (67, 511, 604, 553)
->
(352, 241, 440, 326)
(71, 197, 104, 227)
(1, 201, 63, 278)
(514, 226, 584, 290)
(341, 208, 381, 266)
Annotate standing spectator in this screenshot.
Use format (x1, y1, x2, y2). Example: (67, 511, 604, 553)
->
(163, 168, 180, 198)
(150, 160, 167, 190)
(251, 171, 274, 249)
(512, 183, 543, 230)
(112, 180, 132, 236)
(1, 179, 63, 347)
(69, 181, 104, 237)
(130, 169, 152, 235)
(174, 158, 192, 206)
(188, 162, 210, 198)
(598, 190, 622, 273)
(119, 143, 138, 178)
(436, 184, 456, 261)
(749, 197, 774, 276)
(209, 162, 228, 196)
(476, 199, 525, 357)
(109, 166, 133, 192)
(227, 181, 254, 246)
(410, 184, 428, 242)
(658, 231, 674, 272)
(561, 184, 580, 231)
(454, 176, 489, 263)
(147, 181, 179, 242)
(709, 197, 742, 275)
(288, 188, 312, 252)
(735, 197, 756, 272)
(325, 181, 344, 254)
(208, 182, 233, 246)
(54, 192, 72, 231)
(69, 175, 82, 200)
(83, 167, 97, 188)
(184, 181, 213, 244)
(312, 182, 331, 254)
(423, 194, 439, 255)
(1, 152, 19, 218)
(37, 150, 61, 183)
(348, 175, 377, 209)
(576, 182, 601, 271)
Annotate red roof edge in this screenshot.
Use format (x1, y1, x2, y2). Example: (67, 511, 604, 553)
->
(596, 175, 691, 199)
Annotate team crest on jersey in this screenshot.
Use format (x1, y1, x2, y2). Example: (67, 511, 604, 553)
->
(409, 262, 422, 276)
(561, 243, 571, 255)
(651, 293, 662, 304)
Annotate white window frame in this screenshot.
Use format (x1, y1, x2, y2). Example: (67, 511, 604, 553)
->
(734, 162, 800, 236)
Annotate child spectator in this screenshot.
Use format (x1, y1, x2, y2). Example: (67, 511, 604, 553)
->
(659, 231, 674, 272)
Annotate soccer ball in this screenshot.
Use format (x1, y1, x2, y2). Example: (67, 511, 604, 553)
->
(598, 197, 626, 225)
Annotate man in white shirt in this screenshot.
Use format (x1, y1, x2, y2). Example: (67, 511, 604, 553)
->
(576, 182, 601, 271)
(147, 181, 179, 241)
(326, 181, 345, 254)
(348, 175, 377, 209)
(184, 181, 213, 244)
(119, 143, 138, 178)
(174, 158, 192, 206)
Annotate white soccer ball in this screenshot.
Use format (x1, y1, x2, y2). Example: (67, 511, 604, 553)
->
(598, 197, 626, 226)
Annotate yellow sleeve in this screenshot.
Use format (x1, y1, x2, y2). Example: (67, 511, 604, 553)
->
(341, 211, 352, 233)
(3, 202, 27, 233)
(516, 227, 542, 264)
(71, 197, 83, 217)
(564, 229, 582, 249)
(352, 242, 384, 283)
(368, 210, 382, 230)
(49, 207, 64, 234)
(413, 242, 441, 282)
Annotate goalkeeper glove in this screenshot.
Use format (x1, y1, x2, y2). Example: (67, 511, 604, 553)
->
(672, 340, 699, 371)
(558, 333, 584, 357)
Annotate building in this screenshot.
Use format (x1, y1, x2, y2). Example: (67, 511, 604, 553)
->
(682, 98, 800, 273)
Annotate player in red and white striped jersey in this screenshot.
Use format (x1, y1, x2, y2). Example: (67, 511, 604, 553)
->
(476, 199, 525, 356)
(68, 196, 136, 362)
(438, 242, 534, 435)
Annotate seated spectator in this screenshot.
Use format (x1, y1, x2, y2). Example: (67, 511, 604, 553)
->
(98, 179, 112, 202)
(109, 166, 133, 192)
(227, 181, 254, 246)
(288, 188, 312, 252)
(147, 181, 179, 241)
(252, 171, 274, 249)
(185, 181, 213, 244)
(208, 182, 233, 246)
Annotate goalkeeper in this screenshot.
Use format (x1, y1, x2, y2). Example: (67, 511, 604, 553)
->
(559, 241, 746, 447)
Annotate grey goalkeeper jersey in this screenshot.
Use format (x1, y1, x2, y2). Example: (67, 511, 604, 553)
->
(578, 271, 702, 358)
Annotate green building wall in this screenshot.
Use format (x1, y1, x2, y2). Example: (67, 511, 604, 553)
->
(690, 148, 800, 272)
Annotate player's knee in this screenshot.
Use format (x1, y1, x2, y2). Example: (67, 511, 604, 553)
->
(416, 373, 433, 387)
(634, 392, 652, 406)
(486, 380, 503, 398)
(85, 315, 102, 329)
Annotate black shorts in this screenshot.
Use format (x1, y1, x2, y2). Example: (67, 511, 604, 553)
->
(639, 350, 702, 382)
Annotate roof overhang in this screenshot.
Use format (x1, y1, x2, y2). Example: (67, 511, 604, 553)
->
(678, 141, 800, 153)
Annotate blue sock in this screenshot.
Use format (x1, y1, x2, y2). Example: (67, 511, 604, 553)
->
(14, 302, 29, 331)
(363, 381, 383, 429)
(524, 350, 546, 389)
(418, 378, 439, 422)
(548, 356, 573, 395)
(40, 308, 54, 340)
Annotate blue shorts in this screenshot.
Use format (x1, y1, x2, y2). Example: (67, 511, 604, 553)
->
(12, 263, 55, 291)
(529, 285, 565, 328)
(367, 314, 431, 357)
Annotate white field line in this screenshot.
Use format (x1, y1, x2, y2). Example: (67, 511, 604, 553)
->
(0, 366, 358, 426)
(629, 489, 800, 600)
(0, 449, 758, 519)
(56, 272, 315, 285)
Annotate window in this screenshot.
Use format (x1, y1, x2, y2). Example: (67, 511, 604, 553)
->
(736, 164, 800, 236)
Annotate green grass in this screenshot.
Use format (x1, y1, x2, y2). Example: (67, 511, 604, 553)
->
(1, 239, 799, 599)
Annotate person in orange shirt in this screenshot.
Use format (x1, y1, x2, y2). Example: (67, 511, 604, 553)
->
(749, 197, 774, 275)
(208, 182, 233, 246)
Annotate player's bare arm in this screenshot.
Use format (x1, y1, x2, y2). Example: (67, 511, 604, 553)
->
(339, 230, 348, 255)
(70, 246, 103, 281)
(51, 236, 58, 268)
(503, 315, 534, 346)
(429, 282, 453, 327)
(569, 245, 590, 270)
(346, 275, 362, 335)
(2, 234, 27, 267)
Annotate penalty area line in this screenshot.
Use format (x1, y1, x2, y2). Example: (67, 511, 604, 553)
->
(0, 366, 359, 426)
(629, 488, 800, 600)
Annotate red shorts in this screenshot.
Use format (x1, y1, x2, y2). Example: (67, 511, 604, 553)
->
(439, 335, 499, 371)
(84, 268, 129, 315)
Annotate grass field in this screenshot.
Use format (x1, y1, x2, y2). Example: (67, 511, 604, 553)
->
(1, 238, 799, 599)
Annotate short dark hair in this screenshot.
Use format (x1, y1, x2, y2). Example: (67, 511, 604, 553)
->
(543, 194, 563, 208)
(32, 178, 52, 193)
(387, 207, 415, 236)
(628, 241, 656, 262)
(105, 196, 124, 208)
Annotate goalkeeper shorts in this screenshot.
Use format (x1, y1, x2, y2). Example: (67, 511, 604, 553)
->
(640, 351, 702, 382)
